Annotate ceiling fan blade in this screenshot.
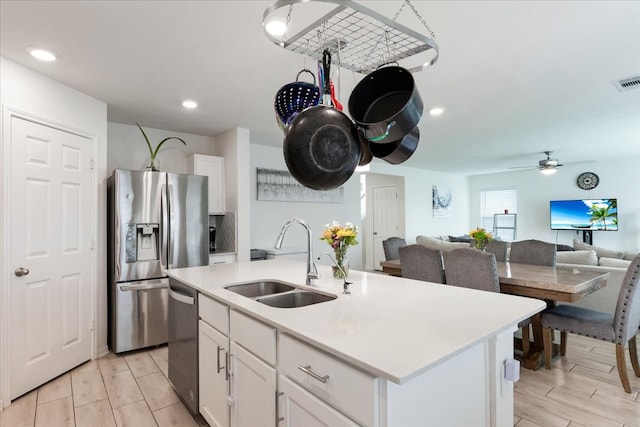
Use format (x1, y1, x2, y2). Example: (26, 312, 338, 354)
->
(560, 160, 596, 166)
(507, 166, 538, 170)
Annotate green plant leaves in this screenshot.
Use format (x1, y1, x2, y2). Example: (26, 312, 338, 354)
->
(136, 122, 187, 161)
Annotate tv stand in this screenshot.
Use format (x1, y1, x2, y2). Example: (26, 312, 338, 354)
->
(582, 230, 593, 245)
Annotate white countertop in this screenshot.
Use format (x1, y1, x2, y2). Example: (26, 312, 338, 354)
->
(166, 259, 545, 384)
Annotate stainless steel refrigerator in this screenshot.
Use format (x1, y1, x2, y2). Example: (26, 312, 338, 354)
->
(107, 169, 208, 354)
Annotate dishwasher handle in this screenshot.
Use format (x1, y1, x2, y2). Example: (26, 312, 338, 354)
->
(168, 287, 195, 305)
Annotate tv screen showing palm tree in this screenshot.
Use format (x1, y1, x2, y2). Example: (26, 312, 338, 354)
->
(550, 199, 618, 231)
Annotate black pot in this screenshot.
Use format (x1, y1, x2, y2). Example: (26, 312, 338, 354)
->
(368, 126, 419, 165)
(348, 66, 423, 143)
(283, 105, 361, 190)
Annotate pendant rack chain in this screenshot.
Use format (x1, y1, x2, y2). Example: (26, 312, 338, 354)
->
(404, 0, 436, 40)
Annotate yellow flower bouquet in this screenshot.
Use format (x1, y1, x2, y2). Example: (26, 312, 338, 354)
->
(320, 221, 358, 278)
(469, 227, 493, 250)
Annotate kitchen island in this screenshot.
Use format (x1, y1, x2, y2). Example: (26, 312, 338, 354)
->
(166, 259, 545, 427)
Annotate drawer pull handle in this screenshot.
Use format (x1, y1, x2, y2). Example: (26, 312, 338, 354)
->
(216, 346, 225, 374)
(298, 365, 329, 384)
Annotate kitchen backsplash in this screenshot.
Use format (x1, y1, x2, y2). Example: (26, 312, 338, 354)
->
(209, 213, 236, 253)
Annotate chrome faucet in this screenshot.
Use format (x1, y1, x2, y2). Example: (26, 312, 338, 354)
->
(318, 252, 352, 294)
(274, 219, 318, 286)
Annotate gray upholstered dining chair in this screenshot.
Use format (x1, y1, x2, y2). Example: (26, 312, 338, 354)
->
(442, 248, 500, 292)
(509, 239, 557, 266)
(443, 248, 531, 354)
(398, 244, 445, 283)
(485, 240, 508, 262)
(541, 254, 640, 393)
(382, 237, 407, 261)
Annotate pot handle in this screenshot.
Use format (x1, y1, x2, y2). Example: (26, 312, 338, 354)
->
(322, 49, 332, 98)
(296, 69, 316, 86)
(363, 121, 396, 142)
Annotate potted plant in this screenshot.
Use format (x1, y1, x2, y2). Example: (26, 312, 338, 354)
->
(137, 122, 186, 171)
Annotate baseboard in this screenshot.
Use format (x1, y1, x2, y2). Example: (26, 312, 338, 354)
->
(97, 345, 110, 358)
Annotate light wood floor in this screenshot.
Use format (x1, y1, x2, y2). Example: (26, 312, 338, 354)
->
(1, 335, 638, 427)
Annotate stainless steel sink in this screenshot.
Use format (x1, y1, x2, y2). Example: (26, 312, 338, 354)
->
(224, 280, 295, 298)
(256, 291, 336, 308)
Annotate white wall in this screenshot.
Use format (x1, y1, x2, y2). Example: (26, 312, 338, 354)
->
(0, 57, 107, 407)
(107, 122, 216, 174)
(250, 144, 363, 269)
(469, 159, 640, 253)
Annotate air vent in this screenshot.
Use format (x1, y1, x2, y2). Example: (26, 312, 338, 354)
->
(612, 75, 640, 92)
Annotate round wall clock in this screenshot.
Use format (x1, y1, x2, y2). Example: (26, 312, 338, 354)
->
(577, 172, 599, 190)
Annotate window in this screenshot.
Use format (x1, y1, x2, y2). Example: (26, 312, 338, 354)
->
(480, 189, 517, 241)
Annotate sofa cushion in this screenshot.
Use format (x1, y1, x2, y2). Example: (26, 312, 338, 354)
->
(598, 257, 632, 268)
(556, 244, 575, 252)
(416, 235, 470, 251)
(624, 251, 639, 261)
(572, 239, 624, 260)
(556, 250, 598, 266)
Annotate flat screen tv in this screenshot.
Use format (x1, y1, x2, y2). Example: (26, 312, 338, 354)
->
(550, 198, 618, 231)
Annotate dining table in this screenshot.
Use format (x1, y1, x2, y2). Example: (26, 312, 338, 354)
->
(380, 258, 610, 370)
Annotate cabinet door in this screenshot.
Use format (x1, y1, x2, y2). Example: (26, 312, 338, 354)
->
(230, 342, 277, 427)
(199, 320, 230, 427)
(193, 154, 225, 213)
(278, 375, 358, 427)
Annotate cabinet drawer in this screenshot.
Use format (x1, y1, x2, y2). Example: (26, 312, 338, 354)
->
(230, 310, 276, 365)
(210, 253, 235, 265)
(199, 294, 229, 335)
(279, 334, 377, 426)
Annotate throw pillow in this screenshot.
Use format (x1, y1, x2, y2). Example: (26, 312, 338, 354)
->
(598, 257, 632, 268)
(556, 244, 575, 252)
(448, 235, 472, 243)
(556, 250, 598, 266)
(572, 239, 624, 260)
(416, 235, 470, 251)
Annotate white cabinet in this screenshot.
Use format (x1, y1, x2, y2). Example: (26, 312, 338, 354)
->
(278, 375, 358, 427)
(191, 154, 225, 214)
(199, 320, 230, 427)
(198, 294, 277, 427)
(230, 342, 276, 427)
(210, 253, 236, 265)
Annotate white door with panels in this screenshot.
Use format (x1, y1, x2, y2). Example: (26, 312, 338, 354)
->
(9, 117, 93, 399)
(372, 185, 399, 270)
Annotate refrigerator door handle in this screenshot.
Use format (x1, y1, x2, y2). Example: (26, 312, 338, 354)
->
(120, 282, 168, 292)
(167, 183, 174, 267)
(168, 288, 195, 305)
(161, 183, 169, 269)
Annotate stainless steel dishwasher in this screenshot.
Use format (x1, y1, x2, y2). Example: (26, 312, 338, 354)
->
(168, 278, 199, 415)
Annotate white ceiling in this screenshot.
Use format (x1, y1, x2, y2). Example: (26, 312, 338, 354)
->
(1, 0, 639, 175)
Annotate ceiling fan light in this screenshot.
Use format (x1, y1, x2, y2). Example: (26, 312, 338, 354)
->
(540, 167, 557, 175)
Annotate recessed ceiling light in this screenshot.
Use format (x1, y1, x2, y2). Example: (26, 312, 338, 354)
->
(264, 16, 288, 37)
(429, 107, 445, 116)
(27, 48, 57, 62)
(182, 100, 198, 109)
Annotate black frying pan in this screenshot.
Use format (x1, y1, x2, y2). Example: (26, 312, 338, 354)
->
(283, 50, 361, 190)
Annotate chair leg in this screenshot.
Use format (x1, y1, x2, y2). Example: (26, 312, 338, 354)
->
(629, 335, 640, 377)
(560, 331, 567, 355)
(615, 343, 632, 393)
(543, 327, 553, 370)
(521, 324, 530, 356)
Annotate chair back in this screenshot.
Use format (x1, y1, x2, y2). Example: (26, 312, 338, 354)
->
(509, 239, 557, 266)
(485, 240, 508, 262)
(613, 254, 640, 345)
(382, 237, 407, 260)
(398, 244, 445, 283)
(443, 249, 499, 293)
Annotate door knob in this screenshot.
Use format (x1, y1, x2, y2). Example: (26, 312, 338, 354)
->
(15, 267, 30, 277)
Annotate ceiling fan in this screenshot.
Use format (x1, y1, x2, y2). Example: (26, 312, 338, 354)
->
(508, 151, 594, 175)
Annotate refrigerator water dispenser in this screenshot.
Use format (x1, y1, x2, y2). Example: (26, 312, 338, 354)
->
(125, 223, 160, 262)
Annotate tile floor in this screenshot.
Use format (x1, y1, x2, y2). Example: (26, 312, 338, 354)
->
(1, 335, 639, 426)
(0, 345, 206, 427)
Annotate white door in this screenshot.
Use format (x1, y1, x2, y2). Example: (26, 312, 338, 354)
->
(10, 117, 93, 399)
(372, 185, 399, 270)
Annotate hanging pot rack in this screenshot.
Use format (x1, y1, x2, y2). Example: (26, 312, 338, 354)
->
(262, 0, 439, 74)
